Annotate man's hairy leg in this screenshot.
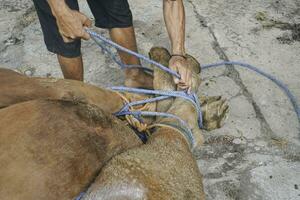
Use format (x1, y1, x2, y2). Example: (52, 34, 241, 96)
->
(109, 27, 153, 89)
(57, 55, 84, 81)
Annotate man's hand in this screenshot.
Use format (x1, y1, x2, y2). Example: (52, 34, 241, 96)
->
(169, 55, 192, 93)
(163, 0, 191, 91)
(48, 0, 92, 43)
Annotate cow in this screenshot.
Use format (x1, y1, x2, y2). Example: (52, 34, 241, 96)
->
(0, 47, 228, 200)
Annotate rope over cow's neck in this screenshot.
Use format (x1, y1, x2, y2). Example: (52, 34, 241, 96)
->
(86, 28, 300, 139)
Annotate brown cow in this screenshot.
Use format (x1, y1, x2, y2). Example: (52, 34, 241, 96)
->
(0, 47, 228, 199)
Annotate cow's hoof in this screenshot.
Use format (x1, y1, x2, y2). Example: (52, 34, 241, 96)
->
(199, 95, 229, 131)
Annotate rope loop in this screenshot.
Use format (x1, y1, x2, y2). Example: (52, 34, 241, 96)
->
(86, 28, 300, 142)
(110, 86, 204, 129)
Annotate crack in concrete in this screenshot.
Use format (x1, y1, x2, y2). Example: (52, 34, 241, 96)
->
(188, 0, 274, 139)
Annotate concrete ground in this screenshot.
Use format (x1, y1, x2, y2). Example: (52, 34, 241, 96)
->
(0, 0, 299, 199)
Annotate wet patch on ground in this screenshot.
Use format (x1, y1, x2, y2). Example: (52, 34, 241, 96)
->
(255, 11, 300, 44)
(1, 5, 37, 53)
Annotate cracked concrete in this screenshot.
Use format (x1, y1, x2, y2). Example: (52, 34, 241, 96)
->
(189, 0, 275, 140)
(0, 0, 299, 199)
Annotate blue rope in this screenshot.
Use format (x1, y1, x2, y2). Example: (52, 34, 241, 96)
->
(90, 35, 153, 73)
(86, 29, 300, 140)
(117, 95, 171, 114)
(86, 28, 202, 160)
(110, 86, 203, 129)
(74, 28, 300, 200)
(115, 110, 196, 148)
(202, 61, 300, 124)
(86, 29, 179, 78)
(74, 192, 85, 200)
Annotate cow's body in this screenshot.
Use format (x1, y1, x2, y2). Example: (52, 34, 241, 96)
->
(0, 47, 228, 199)
(0, 99, 141, 199)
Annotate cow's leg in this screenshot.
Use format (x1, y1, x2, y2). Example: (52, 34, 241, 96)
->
(0, 99, 142, 200)
(149, 47, 228, 131)
(149, 47, 204, 145)
(81, 98, 205, 199)
(150, 47, 175, 112)
(149, 47, 201, 112)
(82, 49, 206, 200)
(82, 124, 205, 200)
(0, 68, 123, 113)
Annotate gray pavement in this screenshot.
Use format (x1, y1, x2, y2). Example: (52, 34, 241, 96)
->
(0, 0, 299, 199)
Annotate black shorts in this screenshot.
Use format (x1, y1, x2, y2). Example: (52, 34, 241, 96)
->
(33, 0, 133, 58)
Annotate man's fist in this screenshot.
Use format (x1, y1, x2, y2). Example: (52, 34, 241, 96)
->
(169, 55, 192, 93)
(54, 7, 92, 43)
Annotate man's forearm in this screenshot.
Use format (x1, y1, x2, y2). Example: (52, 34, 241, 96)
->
(163, 0, 186, 55)
(47, 0, 69, 17)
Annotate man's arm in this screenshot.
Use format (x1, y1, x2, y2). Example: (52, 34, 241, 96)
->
(47, 0, 91, 42)
(163, 0, 185, 55)
(163, 0, 192, 92)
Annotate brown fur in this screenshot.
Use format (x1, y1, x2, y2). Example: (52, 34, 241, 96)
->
(0, 99, 141, 200)
(83, 127, 205, 200)
(150, 47, 204, 145)
(150, 48, 228, 131)
(0, 47, 229, 199)
(199, 96, 229, 131)
(0, 68, 124, 113)
(82, 48, 205, 199)
(150, 47, 175, 113)
(0, 69, 205, 199)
